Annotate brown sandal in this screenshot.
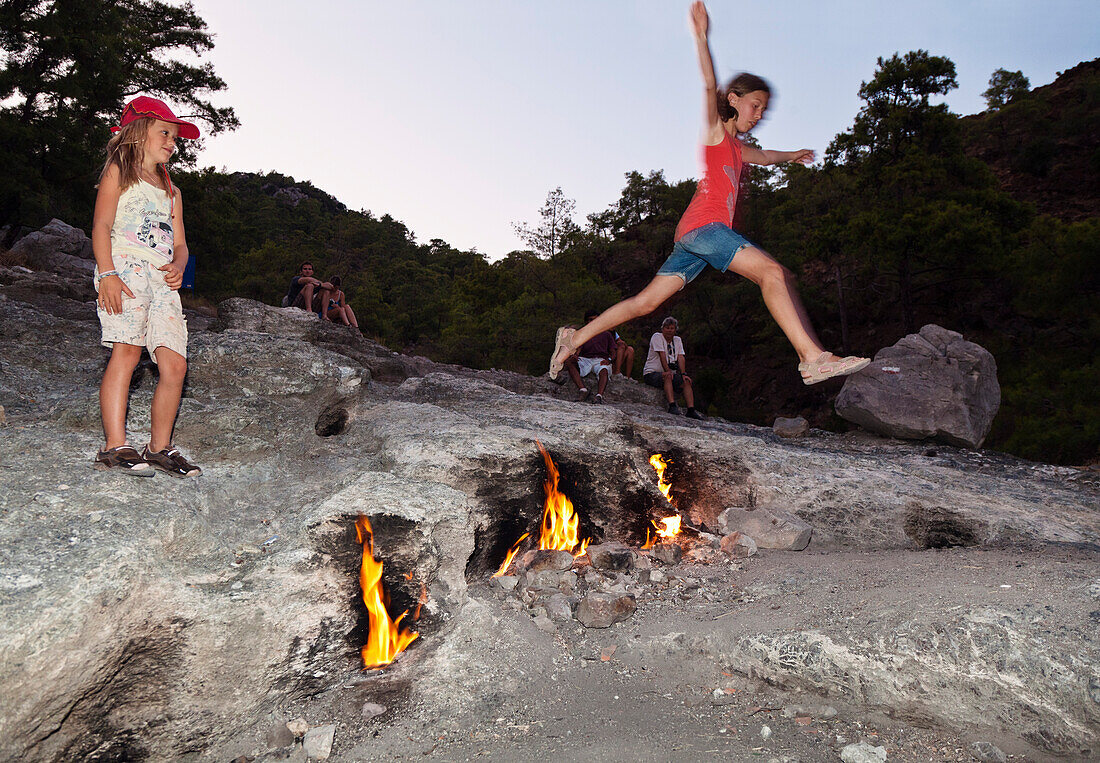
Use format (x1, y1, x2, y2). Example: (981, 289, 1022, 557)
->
(93, 446, 155, 477)
(141, 445, 202, 478)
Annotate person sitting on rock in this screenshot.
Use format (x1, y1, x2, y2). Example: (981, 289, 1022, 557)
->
(564, 310, 616, 403)
(284, 261, 332, 316)
(612, 332, 635, 379)
(642, 317, 704, 419)
(322, 275, 359, 330)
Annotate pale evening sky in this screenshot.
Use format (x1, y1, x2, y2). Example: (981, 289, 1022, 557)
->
(185, 1, 1098, 259)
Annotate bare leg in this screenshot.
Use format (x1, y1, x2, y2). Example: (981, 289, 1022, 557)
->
(300, 283, 316, 313)
(681, 376, 696, 408)
(345, 304, 359, 329)
(149, 346, 187, 452)
(727, 247, 828, 363)
(661, 371, 676, 404)
(553, 275, 683, 369)
(622, 345, 634, 377)
(596, 368, 609, 396)
(565, 358, 585, 391)
(100, 343, 143, 449)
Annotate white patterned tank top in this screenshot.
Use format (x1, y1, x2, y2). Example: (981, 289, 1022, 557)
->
(110, 179, 174, 265)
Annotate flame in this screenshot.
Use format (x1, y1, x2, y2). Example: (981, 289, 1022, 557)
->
(355, 515, 419, 669)
(413, 581, 428, 621)
(493, 532, 530, 578)
(650, 454, 674, 505)
(536, 441, 588, 554)
(492, 443, 589, 577)
(655, 515, 681, 538)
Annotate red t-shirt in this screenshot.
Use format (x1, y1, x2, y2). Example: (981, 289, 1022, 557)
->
(674, 132, 744, 241)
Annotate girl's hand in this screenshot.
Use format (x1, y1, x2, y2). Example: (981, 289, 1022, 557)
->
(791, 149, 816, 165)
(160, 262, 183, 290)
(98, 275, 134, 315)
(689, 1, 709, 38)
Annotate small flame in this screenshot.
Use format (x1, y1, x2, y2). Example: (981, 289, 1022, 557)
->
(650, 454, 674, 505)
(355, 515, 419, 669)
(536, 441, 588, 554)
(413, 581, 428, 621)
(493, 532, 530, 578)
(641, 515, 682, 549)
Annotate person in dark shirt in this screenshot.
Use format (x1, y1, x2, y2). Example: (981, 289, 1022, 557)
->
(564, 310, 616, 403)
(284, 261, 332, 316)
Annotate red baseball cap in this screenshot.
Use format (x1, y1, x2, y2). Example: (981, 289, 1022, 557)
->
(111, 96, 200, 140)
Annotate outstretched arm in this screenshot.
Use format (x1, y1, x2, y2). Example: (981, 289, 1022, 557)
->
(690, 2, 726, 145)
(741, 145, 816, 166)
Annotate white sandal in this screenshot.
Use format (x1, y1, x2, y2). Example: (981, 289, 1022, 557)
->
(798, 352, 870, 385)
(548, 326, 576, 380)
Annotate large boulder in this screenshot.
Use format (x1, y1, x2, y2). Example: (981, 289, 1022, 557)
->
(10, 219, 94, 276)
(835, 324, 1000, 449)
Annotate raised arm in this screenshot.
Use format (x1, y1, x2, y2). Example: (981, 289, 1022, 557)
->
(690, 2, 726, 145)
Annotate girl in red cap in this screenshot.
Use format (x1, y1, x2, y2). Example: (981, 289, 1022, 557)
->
(90, 96, 202, 477)
(551, 1, 869, 387)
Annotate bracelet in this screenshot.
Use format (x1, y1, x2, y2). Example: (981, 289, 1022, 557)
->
(96, 270, 118, 282)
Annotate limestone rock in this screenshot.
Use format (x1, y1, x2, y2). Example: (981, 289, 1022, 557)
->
(968, 741, 1007, 762)
(10, 219, 94, 276)
(302, 724, 336, 760)
(718, 506, 812, 551)
(575, 592, 636, 628)
(772, 416, 809, 438)
(518, 549, 574, 572)
(835, 324, 1000, 449)
(841, 741, 887, 762)
(720, 531, 757, 558)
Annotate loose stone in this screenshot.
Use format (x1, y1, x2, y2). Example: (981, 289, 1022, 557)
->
(586, 542, 635, 572)
(720, 531, 757, 558)
(302, 724, 336, 760)
(361, 702, 387, 720)
(575, 592, 636, 628)
(840, 741, 887, 763)
(773, 416, 810, 438)
(968, 741, 1007, 763)
(649, 542, 683, 565)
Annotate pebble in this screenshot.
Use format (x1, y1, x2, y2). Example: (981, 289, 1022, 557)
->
(575, 592, 637, 628)
(760, 724, 772, 740)
(781, 704, 837, 719)
(286, 718, 309, 738)
(649, 569, 667, 584)
(265, 721, 296, 749)
(533, 614, 556, 633)
(968, 741, 1007, 763)
(361, 702, 387, 720)
(773, 416, 810, 438)
(649, 542, 683, 565)
(840, 741, 887, 763)
(720, 531, 757, 559)
(302, 724, 336, 760)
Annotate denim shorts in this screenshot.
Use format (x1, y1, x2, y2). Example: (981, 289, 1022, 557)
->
(644, 370, 684, 391)
(657, 222, 755, 288)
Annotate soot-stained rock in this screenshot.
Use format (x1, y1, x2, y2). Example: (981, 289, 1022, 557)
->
(575, 592, 637, 628)
(835, 324, 1000, 449)
(585, 542, 635, 572)
(648, 542, 684, 565)
(718, 506, 812, 551)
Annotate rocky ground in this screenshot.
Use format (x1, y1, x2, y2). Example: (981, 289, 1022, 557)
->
(1, 256, 1098, 762)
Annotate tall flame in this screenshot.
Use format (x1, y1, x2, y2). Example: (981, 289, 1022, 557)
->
(642, 454, 682, 548)
(536, 441, 589, 557)
(649, 454, 674, 505)
(356, 515, 419, 669)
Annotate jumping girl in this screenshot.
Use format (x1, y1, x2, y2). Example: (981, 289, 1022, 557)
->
(91, 96, 201, 477)
(550, 1, 869, 386)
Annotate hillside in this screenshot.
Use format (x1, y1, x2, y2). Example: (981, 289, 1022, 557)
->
(961, 58, 1100, 221)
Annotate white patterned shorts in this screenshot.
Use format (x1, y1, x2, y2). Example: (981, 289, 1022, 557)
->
(95, 253, 188, 362)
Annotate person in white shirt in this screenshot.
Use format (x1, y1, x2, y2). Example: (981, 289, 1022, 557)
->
(642, 317, 704, 419)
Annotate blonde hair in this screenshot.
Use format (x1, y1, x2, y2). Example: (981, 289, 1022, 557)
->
(100, 117, 175, 210)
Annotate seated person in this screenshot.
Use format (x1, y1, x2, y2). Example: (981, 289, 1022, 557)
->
(322, 275, 359, 329)
(642, 316, 704, 420)
(612, 332, 635, 379)
(565, 310, 615, 403)
(284, 261, 332, 316)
